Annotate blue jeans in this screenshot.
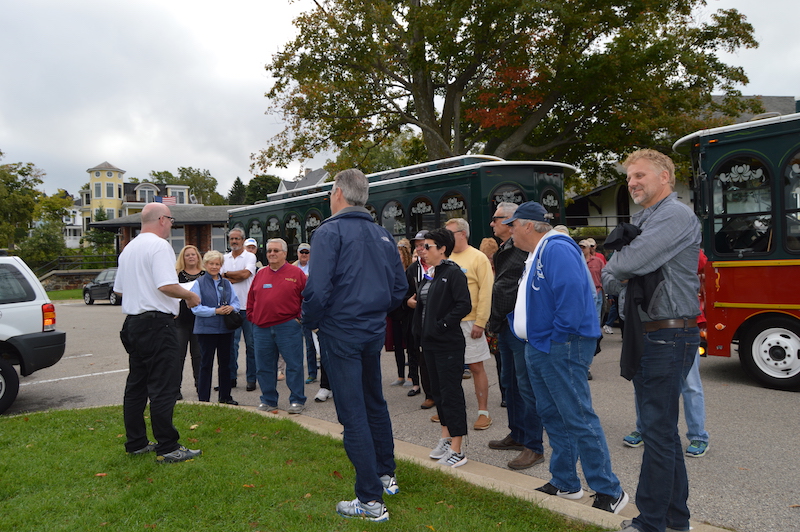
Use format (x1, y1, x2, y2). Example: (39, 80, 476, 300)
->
(635, 349, 709, 443)
(230, 310, 256, 383)
(303, 325, 317, 379)
(318, 332, 395, 504)
(498, 324, 543, 453)
(631, 327, 699, 532)
(252, 319, 306, 407)
(525, 335, 622, 497)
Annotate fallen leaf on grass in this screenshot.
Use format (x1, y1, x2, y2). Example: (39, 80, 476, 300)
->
(426, 526, 436, 531)
(243, 484, 256, 488)
(95, 473, 107, 477)
(190, 424, 199, 430)
(215, 427, 222, 433)
(304, 493, 312, 498)
(187, 438, 199, 443)
(332, 471, 343, 479)
(286, 459, 294, 465)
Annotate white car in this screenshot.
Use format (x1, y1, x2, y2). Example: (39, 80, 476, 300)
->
(0, 255, 66, 414)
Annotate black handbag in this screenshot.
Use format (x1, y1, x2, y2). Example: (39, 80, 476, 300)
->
(223, 310, 243, 330)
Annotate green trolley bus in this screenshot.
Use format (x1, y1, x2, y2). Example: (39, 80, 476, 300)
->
(228, 156, 577, 260)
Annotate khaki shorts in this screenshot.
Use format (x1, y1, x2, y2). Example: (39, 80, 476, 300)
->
(461, 320, 491, 365)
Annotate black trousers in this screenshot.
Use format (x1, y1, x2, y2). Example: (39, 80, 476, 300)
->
(422, 342, 467, 438)
(120, 314, 181, 455)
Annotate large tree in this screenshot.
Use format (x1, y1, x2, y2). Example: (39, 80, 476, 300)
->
(256, 0, 760, 187)
(0, 151, 45, 249)
(246, 175, 281, 205)
(227, 177, 248, 205)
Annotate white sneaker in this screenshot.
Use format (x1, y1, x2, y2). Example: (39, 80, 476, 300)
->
(603, 325, 614, 334)
(314, 388, 332, 402)
(437, 449, 467, 468)
(429, 437, 451, 459)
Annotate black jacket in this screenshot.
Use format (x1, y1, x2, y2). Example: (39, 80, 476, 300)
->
(412, 260, 472, 347)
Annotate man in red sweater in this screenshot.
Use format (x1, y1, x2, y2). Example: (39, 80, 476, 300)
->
(247, 238, 307, 414)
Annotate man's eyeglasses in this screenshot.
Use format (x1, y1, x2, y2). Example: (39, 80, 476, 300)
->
(423, 243, 439, 250)
(266, 248, 283, 253)
(299, 250, 310, 254)
(491, 216, 507, 221)
(160, 215, 175, 223)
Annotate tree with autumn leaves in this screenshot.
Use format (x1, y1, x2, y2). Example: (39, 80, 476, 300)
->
(255, 0, 761, 187)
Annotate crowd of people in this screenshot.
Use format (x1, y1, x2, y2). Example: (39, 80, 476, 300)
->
(114, 150, 709, 531)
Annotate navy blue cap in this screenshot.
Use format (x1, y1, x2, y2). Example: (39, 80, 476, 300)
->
(502, 201, 548, 225)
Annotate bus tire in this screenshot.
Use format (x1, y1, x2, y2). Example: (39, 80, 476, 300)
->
(739, 316, 800, 391)
(0, 357, 20, 415)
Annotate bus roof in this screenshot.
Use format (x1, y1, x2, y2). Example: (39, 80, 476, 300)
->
(673, 111, 800, 154)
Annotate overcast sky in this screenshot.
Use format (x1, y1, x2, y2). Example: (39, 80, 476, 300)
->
(1, 0, 797, 197)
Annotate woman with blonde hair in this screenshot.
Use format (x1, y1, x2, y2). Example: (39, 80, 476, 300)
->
(175, 245, 204, 398)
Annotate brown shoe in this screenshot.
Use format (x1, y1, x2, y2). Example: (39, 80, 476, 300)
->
(420, 398, 435, 409)
(473, 414, 492, 430)
(430, 414, 440, 423)
(488, 434, 525, 451)
(508, 448, 544, 470)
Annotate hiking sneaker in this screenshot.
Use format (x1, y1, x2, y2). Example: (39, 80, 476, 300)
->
(462, 368, 472, 379)
(686, 440, 709, 457)
(623, 431, 644, 448)
(257, 403, 279, 413)
(429, 437, 452, 459)
(380, 474, 400, 495)
(535, 482, 584, 500)
(305, 376, 317, 384)
(156, 445, 202, 464)
(603, 325, 614, 334)
(315, 388, 332, 402)
(592, 490, 629, 514)
(287, 403, 305, 415)
(437, 449, 467, 468)
(128, 442, 156, 455)
(336, 498, 389, 522)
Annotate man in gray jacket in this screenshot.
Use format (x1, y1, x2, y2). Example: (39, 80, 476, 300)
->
(602, 149, 701, 532)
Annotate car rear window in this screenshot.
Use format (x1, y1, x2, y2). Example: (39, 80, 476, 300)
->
(0, 263, 36, 304)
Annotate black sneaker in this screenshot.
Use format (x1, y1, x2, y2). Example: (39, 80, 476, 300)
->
(156, 445, 202, 464)
(535, 482, 584, 500)
(219, 398, 239, 405)
(128, 442, 156, 455)
(591, 490, 629, 514)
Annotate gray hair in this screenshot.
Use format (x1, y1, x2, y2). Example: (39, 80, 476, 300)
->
(517, 219, 553, 234)
(266, 238, 288, 252)
(496, 202, 519, 217)
(202, 249, 224, 265)
(228, 227, 245, 239)
(333, 168, 369, 207)
(445, 217, 470, 239)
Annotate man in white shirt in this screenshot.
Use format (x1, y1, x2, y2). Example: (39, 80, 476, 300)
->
(221, 228, 257, 391)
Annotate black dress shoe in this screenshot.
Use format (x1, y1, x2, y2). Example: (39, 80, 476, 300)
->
(231, 379, 237, 388)
(220, 398, 239, 405)
(246, 382, 256, 391)
(407, 387, 421, 397)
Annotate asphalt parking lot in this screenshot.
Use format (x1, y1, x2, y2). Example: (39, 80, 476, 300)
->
(8, 301, 800, 532)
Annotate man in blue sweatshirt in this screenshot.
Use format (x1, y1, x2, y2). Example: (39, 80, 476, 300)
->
(506, 201, 628, 515)
(302, 169, 408, 522)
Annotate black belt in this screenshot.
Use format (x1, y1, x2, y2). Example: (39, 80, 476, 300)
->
(643, 318, 697, 332)
(130, 311, 174, 319)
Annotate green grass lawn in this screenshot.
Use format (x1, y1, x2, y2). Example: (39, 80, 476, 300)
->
(0, 405, 607, 532)
(47, 288, 83, 300)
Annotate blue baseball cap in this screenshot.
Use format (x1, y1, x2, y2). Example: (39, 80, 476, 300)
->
(502, 201, 548, 225)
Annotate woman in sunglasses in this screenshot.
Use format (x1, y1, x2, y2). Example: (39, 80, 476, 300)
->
(408, 227, 471, 468)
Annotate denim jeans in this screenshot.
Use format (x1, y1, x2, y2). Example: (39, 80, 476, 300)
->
(635, 349, 708, 443)
(318, 332, 395, 504)
(525, 335, 622, 497)
(230, 310, 256, 383)
(593, 289, 604, 325)
(120, 314, 181, 455)
(252, 319, 306, 407)
(631, 326, 699, 532)
(303, 325, 317, 379)
(498, 324, 543, 453)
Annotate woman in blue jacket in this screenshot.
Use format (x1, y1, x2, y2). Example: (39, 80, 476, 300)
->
(409, 227, 472, 468)
(190, 250, 240, 405)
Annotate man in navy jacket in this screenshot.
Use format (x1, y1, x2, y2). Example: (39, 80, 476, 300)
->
(302, 168, 407, 522)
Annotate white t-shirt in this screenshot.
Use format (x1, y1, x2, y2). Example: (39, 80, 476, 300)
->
(113, 232, 180, 316)
(221, 250, 256, 306)
(512, 229, 560, 340)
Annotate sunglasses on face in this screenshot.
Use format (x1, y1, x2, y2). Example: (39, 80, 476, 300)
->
(299, 250, 310, 254)
(423, 243, 439, 250)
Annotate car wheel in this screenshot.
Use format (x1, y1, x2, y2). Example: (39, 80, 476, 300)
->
(83, 291, 94, 305)
(109, 292, 120, 306)
(0, 357, 20, 415)
(739, 316, 800, 390)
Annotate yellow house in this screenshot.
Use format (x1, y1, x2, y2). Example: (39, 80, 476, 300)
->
(79, 162, 125, 235)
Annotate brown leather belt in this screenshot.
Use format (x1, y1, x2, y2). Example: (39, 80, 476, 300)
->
(643, 318, 697, 332)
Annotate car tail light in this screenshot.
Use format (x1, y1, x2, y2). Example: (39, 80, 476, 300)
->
(42, 303, 56, 331)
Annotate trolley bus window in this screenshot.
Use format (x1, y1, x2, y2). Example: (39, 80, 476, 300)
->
(381, 200, 406, 239)
(712, 155, 773, 255)
(409, 196, 436, 235)
(440, 192, 468, 223)
(304, 210, 323, 242)
(266, 216, 281, 240)
(365, 204, 377, 223)
(490, 184, 525, 210)
(784, 152, 800, 252)
(248, 220, 263, 246)
(284, 213, 301, 258)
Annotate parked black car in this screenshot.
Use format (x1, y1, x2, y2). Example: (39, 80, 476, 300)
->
(83, 268, 121, 305)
